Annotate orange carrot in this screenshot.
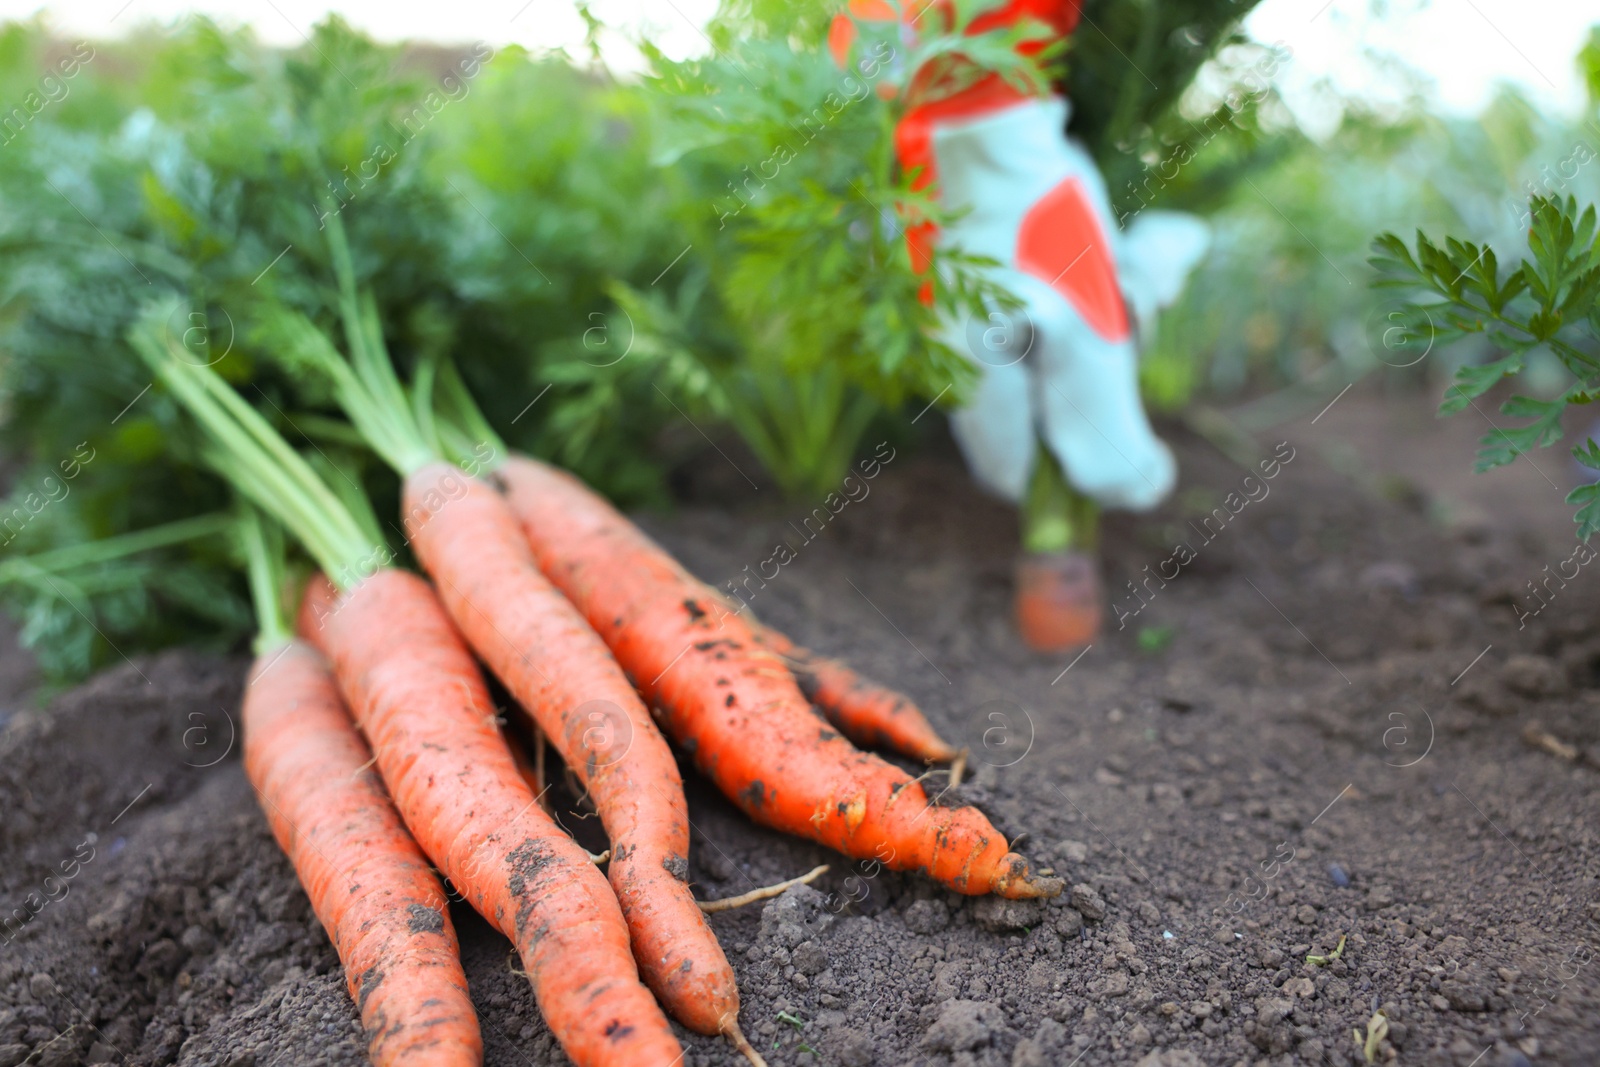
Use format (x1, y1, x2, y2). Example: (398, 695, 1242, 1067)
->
(400, 462, 745, 1043)
(282, 225, 753, 1046)
(136, 307, 682, 1067)
(299, 570, 685, 1067)
(243, 639, 481, 1066)
(748, 622, 959, 763)
(497, 456, 1061, 900)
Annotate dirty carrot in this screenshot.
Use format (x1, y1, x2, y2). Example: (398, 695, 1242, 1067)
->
(134, 309, 684, 1067)
(236, 505, 481, 1066)
(300, 570, 685, 1067)
(748, 622, 959, 763)
(496, 455, 1062, 900)
(281, 220, 750, 1048)
(402, 463, 745, 1041)
(244, 638, 481, 1065)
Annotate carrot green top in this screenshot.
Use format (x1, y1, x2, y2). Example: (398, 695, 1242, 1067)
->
(255, 213, 445, 479)
(0, 512, 233, 587)
(430, 355, 508, 473)
(252, 212, 509, 482)
(129, 299, 388, 598)
(237, 504, 292, 656)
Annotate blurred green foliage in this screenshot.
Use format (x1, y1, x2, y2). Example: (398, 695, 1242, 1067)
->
(1373, 198, 1600, 538)
(1364, 35, 1600, 538)
(3, 3, 1593, 680)
(0, 9, 1048, 674)
(1068, 0, 1268, 195)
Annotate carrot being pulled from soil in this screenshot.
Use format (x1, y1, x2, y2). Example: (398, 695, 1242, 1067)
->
(747, 622, 959, 763)
(237, 511, 480, 1065)
(133, 308, 684, 1067)
(271, 218, 753, 1055)
(494, 454, 1060, 900)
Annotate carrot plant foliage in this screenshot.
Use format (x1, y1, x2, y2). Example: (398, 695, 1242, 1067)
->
(1372, 195, 1600, 538)
(0, 3, 1264, 678)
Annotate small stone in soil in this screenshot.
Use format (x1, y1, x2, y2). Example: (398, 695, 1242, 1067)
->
(1089, 973, 1129, 997)
(1055, 839, 1089, 864)
(822, 1027, 874, 1067)
(1054, 906, 1084, 937)
(920, 999, 1006, 1052)
(902, 898, 948, 935)
(1069, 883, 1107, 921)
(972, 894, 1045, 933)
(792, 940, 827, 975)
(1282, 976, 1315, 997)
(1501, 653, 1567, 697)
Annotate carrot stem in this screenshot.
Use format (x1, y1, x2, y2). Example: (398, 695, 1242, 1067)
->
(238, 505, 291, 654)
(0, 512, 234, 584)
(319, 213, 439, 474)
(131, 302, 379, 588)
(1022, 444, 1097, 554)
(433, 354, 507, 464)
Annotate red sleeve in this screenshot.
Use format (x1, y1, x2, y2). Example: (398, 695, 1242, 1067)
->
(968, 0, 1082, 40)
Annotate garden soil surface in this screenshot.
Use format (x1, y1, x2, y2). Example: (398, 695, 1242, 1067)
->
(3, 387, 1600, 1067)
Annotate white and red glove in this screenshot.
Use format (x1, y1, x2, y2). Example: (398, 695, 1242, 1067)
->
(834, 0, 1209, 512)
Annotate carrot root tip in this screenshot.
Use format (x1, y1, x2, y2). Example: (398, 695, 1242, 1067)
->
(947, 748, 969, 789)
(992, 853, 1066, 900)
(699, 864, 830, 914)
(722, 1016, 768, 1067)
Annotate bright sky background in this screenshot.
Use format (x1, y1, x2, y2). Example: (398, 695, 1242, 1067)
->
(1, 0, 1595, 125)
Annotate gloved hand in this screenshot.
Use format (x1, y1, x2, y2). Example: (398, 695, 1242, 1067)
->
(832, 0, 1209, 651)
(931, 94, 1209, 511)
(832, 0, 1209, 513)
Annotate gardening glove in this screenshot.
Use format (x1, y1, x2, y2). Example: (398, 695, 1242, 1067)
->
(932, 94, 1207, 511)
(832, 0, 1209, 512)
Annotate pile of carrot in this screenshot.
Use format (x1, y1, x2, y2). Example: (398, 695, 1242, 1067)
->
(114, 221, 1060, 1066)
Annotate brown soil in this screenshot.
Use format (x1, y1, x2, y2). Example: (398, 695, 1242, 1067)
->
(2, 386, 1598, 1067)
